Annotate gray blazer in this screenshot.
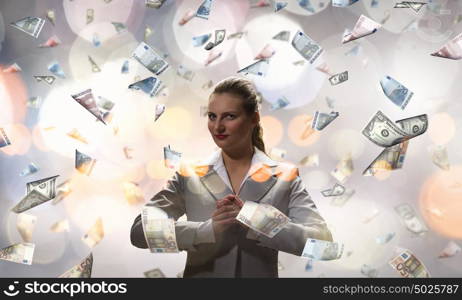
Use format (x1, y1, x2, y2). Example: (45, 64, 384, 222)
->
(130, 150, 333, 278)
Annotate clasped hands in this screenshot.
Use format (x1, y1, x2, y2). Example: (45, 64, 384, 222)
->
(211, 194, 244, 238)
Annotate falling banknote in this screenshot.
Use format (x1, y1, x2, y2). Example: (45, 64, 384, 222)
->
(238, 59, 269, 76)
(362, 111, 427, 148)
(228, 31, 247, 40)
(192, 33, 211, 47)
(394, 1, 427, 13)
(329, 71, 348, 85)
(123, 182, 144, 204)
(132, 42, 169, 75)
(52, 180, 72, 205)
(59, 253, 93, 278)
(82, 218, 104, 248)
(34, 75, 55, 85)
(438, 241, 461, 258)
(0, 128, 11, 148)
(389, 249, 430, 278)
(205, 49, 223, 66)
(0, 243, 35, 265)
(142, 205, 179, 253)
(145, 0, 166, 9)
(88, 55, 101, 72)
(302, 238, 344, 260)
(312, 111, 339, 130)
(10, 16, 45, 38)
(47, 61, 66, 78)
(274, 2, 288, 12)
(299, 154, 319, 167)
(128, 77, 162, 97)
(330, 188, 355, 207)
(19, 162, 39, 177)
(236, 201, 289, 238)
(16, 213, 37, 243)
(363, 141, 409, 176)
(394, 203, 428, 236)
(291, 30, 323, 64)
(273, 30, 290, 41)
(38, 35, 61, 48)
(332, 0, 359, 7)
(75, 150, 96, 176)
(380, 76, 413, 110)
(46, 9, 56, 26)
(205, 29, 225, 50)
(12, 175, 59, 213)
(154, 103, 165, 121)
(431, 32, 462, 60)
(321, 183, 345, 197)
(196, 0, 213, 20)
(112, 22, 127, 34)
(342, 15, 381, 44)
(164, 145, 181, 169)
(177, 65, 195, 81)
(71, 89, 106, 124)
(430, 145, 450, 171)
(255, 44, 276, 60)
(331, 154, 354, 183)
(270, 97, 290, 111)
(298, 0, 315, 13)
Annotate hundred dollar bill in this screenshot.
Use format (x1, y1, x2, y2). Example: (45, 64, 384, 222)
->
(86, 9, 94, 24)
(0, 243, 35, 265)
(47, 61, 66, 78)
(75, 150, 96, 175)
(255, 44, 276, 60)
(132, 42, 169, 75)
(10, 16, 45, 38)
(380, 75, 413, 110)
(331, 154, 354, 183)
(154, 103, 165, 121)
(394, 2, 427, 13)
(332, 0, 359, 7)
(19, 162, 39, 177)
(431, 32, 462, 60)
(329, 71, 348, 85)
(363, 141, 408, 176)
(236, 201, 289, 238)
(330, 188, 355, 207)
(144, 268, 166, 278)
(238, 59, 269, 76)
(128, 76, 162, 97)
(342, 15, 381, 44)
(362, 111, 427, 148)
(394, 203, 428, 236)
(291, 30, 323, 64)
(302, 238, 344, 260)
(46, 9, 56, 26)
(146, 0, 166, 9)
(142, 205, 179, 253)
(438, 241, 461, 258)
(59, 253, 93, 278)
(82, 218, 104, 248)
(205, 29, 225, 50)
(164, 145, 181, 169)
(17, 213, 37, 242)
(273, 30, 290, 41)
(177, 65, 195, 81)
(429, 145, 450, 171)
(34, 75, 55, 85)
(12, 175, 59, 213)
(389, 249, 430, 278)
(193, 33, 211, 47)
(196, 0, 213, 20)
(0, 128, 11, 148)
(298, 0, 315, 13)
(50, 219, 70, 233)
(361, 264, 378, 277)
(270, 96, 289, 111)
(71, 88, 106, 124)
(312, 111, 339, 130)
(321, 183, 345, 197)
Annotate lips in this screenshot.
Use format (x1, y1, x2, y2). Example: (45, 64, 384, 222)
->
(215, 135, 228, 140)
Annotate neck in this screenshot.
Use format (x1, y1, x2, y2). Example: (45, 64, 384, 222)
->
(222, 144, 255, 167)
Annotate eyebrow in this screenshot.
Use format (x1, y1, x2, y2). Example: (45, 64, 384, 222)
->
(207, 111, 239, 114)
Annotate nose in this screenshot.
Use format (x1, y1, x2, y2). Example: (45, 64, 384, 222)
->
(213, 119, 225, 133)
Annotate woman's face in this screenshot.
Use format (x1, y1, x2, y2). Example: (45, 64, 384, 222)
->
(207, 92, 257, 152)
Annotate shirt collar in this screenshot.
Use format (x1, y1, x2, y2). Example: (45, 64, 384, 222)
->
(203, 146, 278, 170)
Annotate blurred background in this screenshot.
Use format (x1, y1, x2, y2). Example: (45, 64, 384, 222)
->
(0, 0, 461, 277)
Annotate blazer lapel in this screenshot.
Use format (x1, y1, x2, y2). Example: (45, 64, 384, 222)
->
(237, 163, 279, 203)
(199, 168, 234, 201)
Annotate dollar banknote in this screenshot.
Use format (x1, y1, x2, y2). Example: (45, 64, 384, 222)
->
(312, 111, 339, 130)
(302, 238, 344, 260)
(3, 62, 22, 73)
(179, 9, 195, 25)
(213, 29, 226, 47)
(144, 26, 154, 41)
(192, 33, 211, 47)
(361, 264, 378, 277)
(128, 76, 162, 97)
(362, 111, 427, 148)
(196, 0, 213, 19)
(205, 49, 223, 66)
(164, 145, 182, 169)
(330, 188, 355, 207)
(10, 16, 45, 38)
(17, 213, 37, 242)
(86, 9, 94, 24)
(52, 180, 72, 205)
(123, 182, 144, 204)
(46, 9, 55, 26)
(293, 60, 305, 66)
(0, 128, 11, 148)
(291, 30, 323, 64)
(269, 147, 286, 161)
(59, 253, 93, 278)
(270, 96, 289, 111)
(34, 75, 55, 85)
(154, 103, 165, 122)
(47, 61, 66, 78)
(274, 2, 288, 12)
(376, 232, 395, 244)
(394, 203, 428, 236)
(331, 154, 354, 183)
(132, 42, 168, 75)
(329, 71, 348, 85)
(88, 55, 101, 72)
(298, 0, 315, 13)
(75, 149, 96, 175)
(144, 268, 166, 278)
(38, 35, 61, 48)
(321, 183, 345, 197)
(121, 60, 129, 73)
(394, 1, 427, 13)
(142, 205, 179, 253)
(82, 218, 104, 248)
(19, 162, 39, 177)
(380, 76, 413, 109)
(431, 32, 462, 60)
(273, 30, 290, 41)
(12, 175, 59, 213)
(236, 201, 289, 238)
(332, 0, 359, 7)
(430, 145, 450, 171)
(438, 241, 461, 258)
(145, 0, 166, 9)
(238, 59, 269, 76)
(389, 249, 430, 278)
(228, 31, 247, 40)
(255, 44, 276, 60)
(0, 243, 35, 265)
(299, 154, 319, 167)
(50, 219, 70, 233)
(342, 15, 381, 44)
(112, 22, 127, 33)
(363, 141, 408, 176)
(177, 65, 195, 81)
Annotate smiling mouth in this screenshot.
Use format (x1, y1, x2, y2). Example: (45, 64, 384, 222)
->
(215, 135, 228, 139)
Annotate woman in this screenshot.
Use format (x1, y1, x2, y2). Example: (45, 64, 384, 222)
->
(130, 77, 333, 278)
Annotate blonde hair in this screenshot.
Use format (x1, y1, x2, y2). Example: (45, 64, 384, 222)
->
(210, 77, 266, 153)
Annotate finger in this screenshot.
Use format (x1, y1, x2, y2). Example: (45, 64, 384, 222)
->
(216, 198, 233, 208)
(213, 210, 239, 221)
(212, 205, 236, 217)
(233, 196, 244, 208)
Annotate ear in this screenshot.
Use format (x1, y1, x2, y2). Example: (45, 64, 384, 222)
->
(252, 111, 260, 125)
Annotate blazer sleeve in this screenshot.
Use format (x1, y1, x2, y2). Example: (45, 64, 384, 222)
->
(130, 171, 212, 251)
(246, 171, 333, 256)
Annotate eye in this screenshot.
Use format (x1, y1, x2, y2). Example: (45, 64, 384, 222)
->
(208, 113, 216, 121)
(226, 114, 236, 119)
